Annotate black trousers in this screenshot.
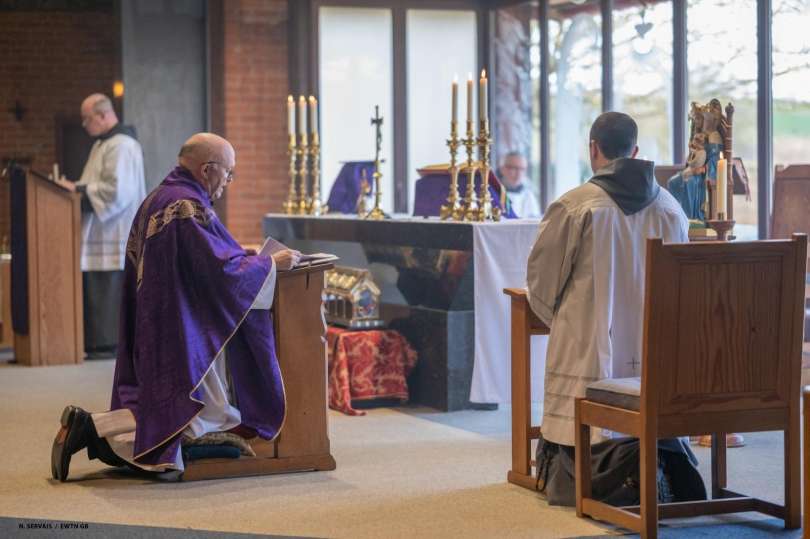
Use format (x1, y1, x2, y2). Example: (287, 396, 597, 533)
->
(82, 270, 124, 355)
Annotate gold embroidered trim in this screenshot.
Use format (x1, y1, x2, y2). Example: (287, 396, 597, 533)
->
(146, 199, 212, 240)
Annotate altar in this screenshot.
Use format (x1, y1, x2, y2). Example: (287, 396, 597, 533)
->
(263, 214, 546, 411)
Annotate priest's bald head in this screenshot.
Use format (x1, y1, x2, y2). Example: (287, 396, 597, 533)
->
(178, 133, 236, 201)
(81, 93, 119, 137)
(588, 112, 639, 173)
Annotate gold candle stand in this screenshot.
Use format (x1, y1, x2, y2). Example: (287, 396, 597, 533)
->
(460, 121, 479, 221)
(306, 134, 327, 215)
(440, 123, 463, 220)
(282, 135, 298, 214)
(475, 120, 500, 222)
(365, 160, 386, 220)
(706, 214, 735, 241)
(296, 134, 310, 214)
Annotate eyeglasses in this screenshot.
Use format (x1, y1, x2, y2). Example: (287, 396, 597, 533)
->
(204, 161, 235, 180)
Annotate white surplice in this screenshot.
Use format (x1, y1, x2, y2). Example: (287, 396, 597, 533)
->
(77, 133, 146, 271)
(92, 261, 277, 471)
(507, 186, 542, 218)
(526, 182, 688, 446)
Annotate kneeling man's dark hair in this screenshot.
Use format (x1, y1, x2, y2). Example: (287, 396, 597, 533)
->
(589, 112, 638, 159)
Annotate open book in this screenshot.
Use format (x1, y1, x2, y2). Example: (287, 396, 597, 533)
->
(259, 236, 338, 270)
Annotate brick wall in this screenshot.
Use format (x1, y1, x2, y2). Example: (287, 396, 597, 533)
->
(221, 0, 290, 244)
(0, 7, 119, 249)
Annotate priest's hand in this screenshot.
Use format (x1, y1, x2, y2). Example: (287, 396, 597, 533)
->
(271, 249, 301, 271)
(54, 176, 76, 192)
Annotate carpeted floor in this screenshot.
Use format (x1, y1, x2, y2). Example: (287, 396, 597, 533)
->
(0, 359, 804, 538)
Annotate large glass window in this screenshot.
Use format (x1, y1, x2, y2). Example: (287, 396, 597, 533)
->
(773, 0, 810, 169)
(549, 1, 601, 200)
(688, 0, 757, 238)
(319, 7, 394, 212)
(614, 1, 673, 164)
(406, 9, 477, 212)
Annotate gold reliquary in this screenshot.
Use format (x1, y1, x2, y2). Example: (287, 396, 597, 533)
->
(324, 266, 384, 329)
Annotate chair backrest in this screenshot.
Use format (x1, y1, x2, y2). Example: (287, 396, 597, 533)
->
(641, 235, 807, 424)
(772, 165, 810, 242)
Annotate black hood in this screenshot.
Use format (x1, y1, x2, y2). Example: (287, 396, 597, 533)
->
(588, 158, 660, 216)
(98, 123, 138, 142)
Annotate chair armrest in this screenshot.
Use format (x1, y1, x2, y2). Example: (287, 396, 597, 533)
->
(503, 287, 527, 299)
(503, 287, 550, 335)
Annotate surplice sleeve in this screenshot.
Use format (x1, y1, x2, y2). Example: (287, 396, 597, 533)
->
(526, 199, 583, 326)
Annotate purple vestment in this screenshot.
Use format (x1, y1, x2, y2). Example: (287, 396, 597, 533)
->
(111, 166, 285, 466)
(325, 161, 375, 214)
(412, 170, 517, 218)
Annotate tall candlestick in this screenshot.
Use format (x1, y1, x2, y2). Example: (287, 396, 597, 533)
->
(451, 76, 458, 129)
(716, 153, 727, 218)
(287, 95, 295, 136)
(479, 69, 488, 123)
(308, 95, 318, 135)
(297, 95, 307, 138)
(466, 73, 473, 127)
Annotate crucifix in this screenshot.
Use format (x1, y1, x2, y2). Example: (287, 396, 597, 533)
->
(627, 356, 640, 372)
(365, 105, 387, 220)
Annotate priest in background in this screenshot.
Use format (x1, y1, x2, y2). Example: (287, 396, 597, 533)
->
(55, 93, 146, 359)
(498, 151, 541, 218)
(51, 133, 301, 481)
(526, 112, 706, 506)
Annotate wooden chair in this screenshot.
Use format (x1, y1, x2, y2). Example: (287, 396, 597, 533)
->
(575, 235, 807, 538)
(503, 288, 550, 490)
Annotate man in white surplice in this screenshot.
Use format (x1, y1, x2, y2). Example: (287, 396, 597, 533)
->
(526, 112, 705, 506)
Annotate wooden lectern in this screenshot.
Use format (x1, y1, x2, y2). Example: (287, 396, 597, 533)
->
(11, 168, 83, 366)
(183, 263, 337, 481)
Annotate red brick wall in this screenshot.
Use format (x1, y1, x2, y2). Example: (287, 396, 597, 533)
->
(0, 7, 119, 249)
(221, 0, 290, 244)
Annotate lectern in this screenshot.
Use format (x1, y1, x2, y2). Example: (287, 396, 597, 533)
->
(10, 166, 83, 366)
(182, 262, 337, 481)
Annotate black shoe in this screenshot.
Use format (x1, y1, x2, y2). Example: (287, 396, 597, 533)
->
(51, 405, 93, 482)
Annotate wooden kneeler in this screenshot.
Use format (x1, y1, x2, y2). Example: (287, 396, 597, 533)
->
(183, 264, 337, 481)
(504, 288, 550, 490)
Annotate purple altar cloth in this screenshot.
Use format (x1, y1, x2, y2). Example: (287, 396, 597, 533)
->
(412, 170, 517, 218)
(326, 161, 375, 214)
(112, 166, 285, 466)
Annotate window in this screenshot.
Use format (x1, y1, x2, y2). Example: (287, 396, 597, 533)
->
(688, 0, 757, 238)
(549, 1, 601, 200)
(614, 1, 673, 164)
(319, 7, 394, 212)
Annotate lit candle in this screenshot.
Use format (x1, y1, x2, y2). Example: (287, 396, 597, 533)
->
(715, 154, 727, 219)
(52, 163, 59, 182)
(451, 76, 458, 130)
(479, 69, 488, 123)
(308, 96, 318, 135)
(287, 95, 295, 137)
(466, 73, 473, 127)
(297, 95, 307, 137)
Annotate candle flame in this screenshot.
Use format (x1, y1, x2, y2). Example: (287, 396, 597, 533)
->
(481, 69, 487, 78)
(309, 95, 316, 103)
(298, 95, 306, 104)
(467, 72, 473, 81)
(453, 74, 458, 83)
(287, 95, 293, 103)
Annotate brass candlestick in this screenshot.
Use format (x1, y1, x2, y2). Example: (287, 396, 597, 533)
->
(282, 134, 298, 214)
(307, 133, 327, 215)
(461, 121, 479, 221)
(296, 133, 309, 214)
(356, 168, 370, 216)
(440, 123, 462, 220)
(476, 119, 500, 222)
(706, 214, 735, 241)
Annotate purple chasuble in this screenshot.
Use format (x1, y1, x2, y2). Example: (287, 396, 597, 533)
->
(412, 169, 517, 218)
(111, 166, 285, 466)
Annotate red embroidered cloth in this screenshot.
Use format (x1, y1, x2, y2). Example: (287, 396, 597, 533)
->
(326, 326, 418, 416)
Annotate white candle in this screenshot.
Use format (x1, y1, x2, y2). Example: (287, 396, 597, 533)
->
(715, 155, 727, 219)
(451, 76, 458, 129)
(466, 73, 473, 127)
(53, 163, 59, 181)
(297, 95, 307, 138)
(308, 96, 318, 135)
(287, 95, 294, 137)
(479, 69, 488, 123)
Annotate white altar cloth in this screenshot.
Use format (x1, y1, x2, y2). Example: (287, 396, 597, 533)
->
(470, 219, 548, 404)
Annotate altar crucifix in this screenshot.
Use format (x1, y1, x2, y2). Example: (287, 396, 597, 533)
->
(365, 105, 387, 220)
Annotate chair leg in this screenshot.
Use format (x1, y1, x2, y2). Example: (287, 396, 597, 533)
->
(711, 432, 727, 498)
(784, 427, 801, 529)
(639, 434, 658, 539)
(575, 398, 592, 518)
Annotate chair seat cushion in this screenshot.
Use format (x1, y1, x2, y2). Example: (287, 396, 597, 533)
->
(585, 377, 641, 411)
